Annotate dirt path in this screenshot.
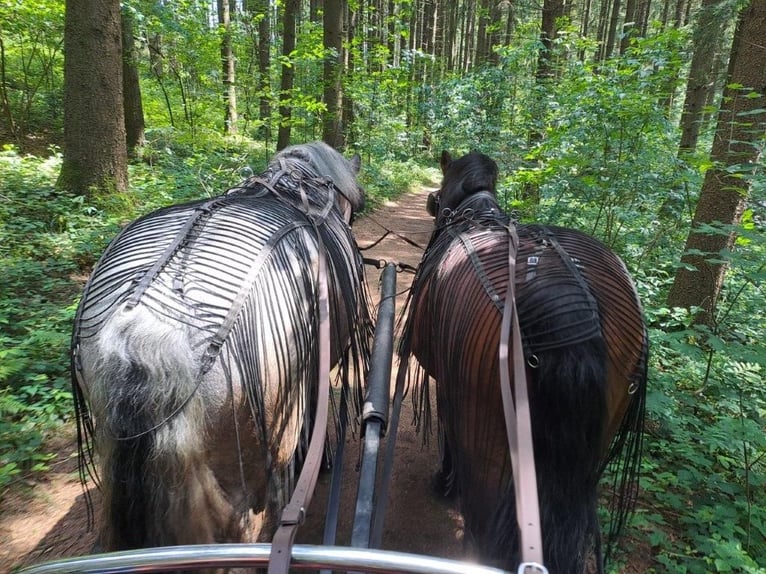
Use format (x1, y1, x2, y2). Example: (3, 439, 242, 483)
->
(0, 184, 465, 573)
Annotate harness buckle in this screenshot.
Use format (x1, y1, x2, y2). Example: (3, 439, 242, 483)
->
(517, 562, 548, 574)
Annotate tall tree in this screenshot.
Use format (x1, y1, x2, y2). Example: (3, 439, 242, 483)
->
(277, 0, 298, 150)
(538, 0, 565, 78)
(122, 6, 145, 154)
(620, 0, 640, 53)
(248, 0, 272, 140)
(667, 0, 766, 324)
(219, 0, 237, 134)
(603, 0, 623, 59)
(322, 0, 344, 148)
(57, 0, 127, 195)
(677, 0, 732, 154)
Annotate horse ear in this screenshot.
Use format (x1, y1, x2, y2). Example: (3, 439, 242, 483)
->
(440, 150, 452, 174)
(349, 154, 361, 174)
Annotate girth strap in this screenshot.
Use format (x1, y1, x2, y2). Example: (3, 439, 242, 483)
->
(498, 224, 547, 573)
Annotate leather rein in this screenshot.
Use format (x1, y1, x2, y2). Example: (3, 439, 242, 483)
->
(267, 169, 339, 574)
(500, 223, 547, 574)
(434, 192, 547, 574)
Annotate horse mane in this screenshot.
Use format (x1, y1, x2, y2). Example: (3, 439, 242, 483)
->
(274, 141, 365, 215)
(438, 150, 499, 218)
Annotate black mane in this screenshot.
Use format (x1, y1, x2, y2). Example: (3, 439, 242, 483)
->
(439, 151, 499, 215)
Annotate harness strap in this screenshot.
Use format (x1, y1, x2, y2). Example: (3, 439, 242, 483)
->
(455, 228, 503, 313)
(498, 224, 546, 572)
(268, 229, 332, 574)
(124, 197, 225, 310)
(203, 219, 310, 373)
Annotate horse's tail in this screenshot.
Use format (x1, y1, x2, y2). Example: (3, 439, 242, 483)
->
(533, 336, 608, 573)
(490, 329, 609, 574)
(87, 304, 225, 550)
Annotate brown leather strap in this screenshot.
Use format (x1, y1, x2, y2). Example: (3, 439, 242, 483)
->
(268, 233, 332, 574)
(498, 225, 545, 568)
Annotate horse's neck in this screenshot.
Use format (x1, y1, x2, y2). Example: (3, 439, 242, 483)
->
(439, 190, 500, 223)
(460, 190, 497, 211)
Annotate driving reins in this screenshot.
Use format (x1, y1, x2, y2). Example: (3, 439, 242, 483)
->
(499, 223, 547, 574)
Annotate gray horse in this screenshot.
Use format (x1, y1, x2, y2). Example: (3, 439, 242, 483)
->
(71, 142, 372, 559)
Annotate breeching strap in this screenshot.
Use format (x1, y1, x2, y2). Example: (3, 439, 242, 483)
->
(498, 225, 547, 573)
(268, 231, 332, 574)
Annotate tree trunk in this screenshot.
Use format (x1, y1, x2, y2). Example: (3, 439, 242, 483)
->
(487, 0, 504, 65)
(620, 0, 638, 53)
(323, 0, 344, 148)
(255, 0, 271, 140)
(667, 0, 766, 324)
(604, 0, 623, 59)
(58, 0, 127, 195)
(122, 7, 145, 154)
(343, 2, 356, 144)
(277, 0, 298, 150)
(218, 0, 237, 134)
(538, 0, 564, 79)
(678, 0, 732, 154)
(596, 0, 612, 61)
(476, 0, 491, 65)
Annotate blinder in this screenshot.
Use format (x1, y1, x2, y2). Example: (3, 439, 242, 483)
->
(426, 191, 440, 217)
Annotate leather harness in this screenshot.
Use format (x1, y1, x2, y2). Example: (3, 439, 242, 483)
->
(438, 193, 548, 573)
(268, 168, 338, 574)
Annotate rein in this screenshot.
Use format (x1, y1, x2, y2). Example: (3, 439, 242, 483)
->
(268, 225, 331, 574)
(444, 196, 548, 573)
(499, 223, 547, 574)
(268, 163, 343, 574)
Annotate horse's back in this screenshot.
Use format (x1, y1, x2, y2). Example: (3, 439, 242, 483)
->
(404, 219, 647, 571)
(520, 225, 647, 440)
(73, 189, 365, 553)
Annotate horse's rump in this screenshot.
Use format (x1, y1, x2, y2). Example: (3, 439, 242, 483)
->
(72, 167, 371, 551)
(401, 211, 647, 571)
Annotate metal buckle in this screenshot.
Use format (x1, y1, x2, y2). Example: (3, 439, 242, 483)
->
(518, 562, 548, 574)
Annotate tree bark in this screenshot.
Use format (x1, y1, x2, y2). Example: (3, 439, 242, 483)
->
(323, 0, 344, 148)
(219, 0, 237, 134)
(58, 0, 128, 195)
(255, 0, 271, 140)
(538, 0, 564, 79)
(677, 0, 732, 154)
(604, 0, 623, 59)
(620, 0, 639, 53)
(277, 0, 298, 150)
(122, 7, 145, 154)
(667, 0, 766, 324)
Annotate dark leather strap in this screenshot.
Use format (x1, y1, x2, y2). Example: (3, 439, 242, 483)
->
(498, 224, 545, 569)
(268, 231, 332, 574)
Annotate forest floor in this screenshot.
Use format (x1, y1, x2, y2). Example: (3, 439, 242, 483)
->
(0, 183, 469, 574)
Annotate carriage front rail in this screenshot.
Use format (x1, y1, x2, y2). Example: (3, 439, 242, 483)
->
(15, 543, 510, 574)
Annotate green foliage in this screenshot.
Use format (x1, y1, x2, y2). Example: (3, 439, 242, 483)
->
(623, 298, 766, 573)
(0, 0, 65, 139)
(0, 138, 263, 492)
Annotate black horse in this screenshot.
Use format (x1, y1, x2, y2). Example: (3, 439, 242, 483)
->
(398, 151, 648, 573)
